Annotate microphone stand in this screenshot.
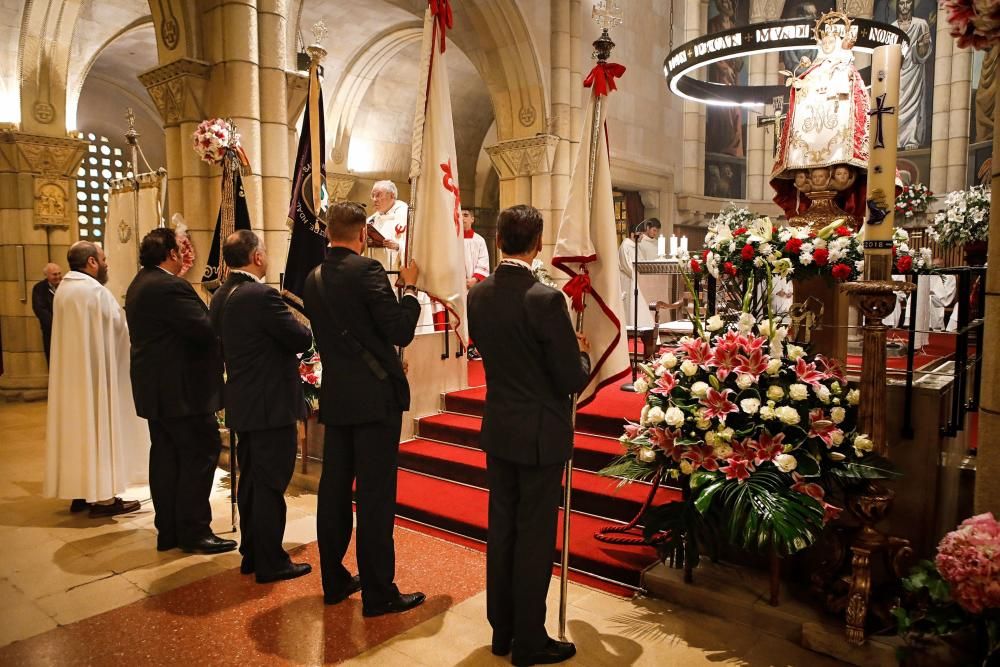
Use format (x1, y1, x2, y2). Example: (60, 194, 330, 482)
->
(620, 231, 641, 392)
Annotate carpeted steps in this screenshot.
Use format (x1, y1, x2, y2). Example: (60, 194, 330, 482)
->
(392, 368, 682, 589)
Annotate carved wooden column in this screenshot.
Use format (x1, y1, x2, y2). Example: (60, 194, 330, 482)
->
(0, 130, 86, 399)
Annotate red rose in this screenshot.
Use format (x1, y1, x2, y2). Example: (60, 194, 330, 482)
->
(835, 226, 851, 237)
(702, 249, 710, 261)
(892, 247, 898, 259)
(784, 238, 803, 254)
(896, 255, 913, 273)
(813, 248, 829, 266)
(724, 261, 737, 275)
(741, 244, 755, 261)
(831, 263, 852, 280)
(733, 227, 748, 236)
(690, 258, 702, 274)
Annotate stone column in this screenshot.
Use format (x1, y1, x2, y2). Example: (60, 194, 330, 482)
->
(745, 53, 768, 202)
(946, 45, 974, 192)
(551, 0, 573, 242)
(257, 0, 291, 283)
(974, 83, 1000, 516)
(930, 16, 954, 194)
(681, 0, 708, 195)
(485, 135, 559, 259)
(0, 131, 86, 399)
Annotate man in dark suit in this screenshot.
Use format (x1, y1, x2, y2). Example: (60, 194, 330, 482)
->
(303, 202, 425, 615)
(32, 262, 62, 363)
(125, 228, 236, 555)
(209, 230, 313, 583)
(467, 204, 591, 667)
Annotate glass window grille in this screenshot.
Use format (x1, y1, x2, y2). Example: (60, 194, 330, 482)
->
(75, 133, 129, 240)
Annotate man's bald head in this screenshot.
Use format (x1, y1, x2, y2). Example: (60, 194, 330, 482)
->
(67, 241, 108, 285)
(43, 263, 62, 287)
(223, 229, 268, 278)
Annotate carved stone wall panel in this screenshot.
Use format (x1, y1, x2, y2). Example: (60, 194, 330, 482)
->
(485, 135, 559, 179)
(328, 174, 356, 202)
(33, 178, 71, 228)
(139, 59, 211, 126)
(4, 132, 87, 178)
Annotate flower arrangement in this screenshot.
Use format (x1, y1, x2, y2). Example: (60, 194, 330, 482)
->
(893, 228, 934, 275)
(895, 512, 1000, 664)
(895, 183, 934, 219)
(929, 185, 991, 248)
(943, 0, 1000, 50)
(192, 118, 243, 166)
(603, 266, 899, 561)
(703, 213, 863, 285)
(299, 342, 322, 414)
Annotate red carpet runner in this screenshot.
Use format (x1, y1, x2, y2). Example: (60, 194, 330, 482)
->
(393, 361, 680, 590)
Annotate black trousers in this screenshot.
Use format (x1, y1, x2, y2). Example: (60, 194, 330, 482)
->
(235, 425, 297, 576)
(318, 413, 402, 606)
(486, 455, 564, 653)
(148, 414, 222, 546)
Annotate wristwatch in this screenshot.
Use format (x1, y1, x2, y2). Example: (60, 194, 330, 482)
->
(403, 284, 418, 297)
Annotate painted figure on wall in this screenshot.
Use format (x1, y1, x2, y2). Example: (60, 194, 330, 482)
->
(705, 0, 745, 158)
(893, 0, 934, 149)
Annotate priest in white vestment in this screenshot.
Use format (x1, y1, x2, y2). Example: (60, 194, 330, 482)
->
(930, 271, 956, 331)
(618, 221, 658, 330)
(44, 241, 148, 517)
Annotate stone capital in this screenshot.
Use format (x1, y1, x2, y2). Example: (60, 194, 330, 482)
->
(138, 58, 211, 126)
(0, 130, 87, 177)
(484, 134, 559, 179)
(286, 71, 310, 127)
(328, 173, 356, 202)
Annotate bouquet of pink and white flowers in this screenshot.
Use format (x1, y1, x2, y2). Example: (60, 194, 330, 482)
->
(896, 183, 934, 219)
(299, 342, 322, 414)
(192, 118, 243, 166)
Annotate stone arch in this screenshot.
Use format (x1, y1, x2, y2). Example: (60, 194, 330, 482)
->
(146, 0, 201, 62)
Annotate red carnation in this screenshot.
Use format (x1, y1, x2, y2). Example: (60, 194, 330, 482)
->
(831, 263, 852, 280)
(690, 258, 702, 274)
(813, 248, 829, 266)
(896, 255, 913, 273)
(741, 244, 755, 261)
(724, 261, 737, 276)
(734, 227, 748, 236)
(835, 226, 851, 237)
(785, 238, 803, 254)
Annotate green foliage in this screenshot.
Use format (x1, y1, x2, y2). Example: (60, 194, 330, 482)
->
(598, 456, 659, 485)
(830, 455, 902, 481)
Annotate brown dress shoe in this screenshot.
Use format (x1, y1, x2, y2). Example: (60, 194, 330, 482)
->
(89, 498, 141, 518)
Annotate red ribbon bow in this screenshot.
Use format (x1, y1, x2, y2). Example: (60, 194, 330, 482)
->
(583, 62, 626, 97)
(429, 0, 453, 52)
(562, 273, 592, 313)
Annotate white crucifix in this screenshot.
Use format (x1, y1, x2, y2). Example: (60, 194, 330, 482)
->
(592, 0, 624, 30)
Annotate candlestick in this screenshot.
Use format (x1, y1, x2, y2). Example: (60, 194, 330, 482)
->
(863, 45, 901, 282)
(670, 235, 678, 257)
(680, 236, 689, 253)
(657, 235, 666, 257)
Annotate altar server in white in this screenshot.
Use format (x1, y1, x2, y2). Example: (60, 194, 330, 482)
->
(45, 241, 148, 517)
(618, 221, 656, 329)
(462, 209, 490, 288)
(929, 259, 956, 331)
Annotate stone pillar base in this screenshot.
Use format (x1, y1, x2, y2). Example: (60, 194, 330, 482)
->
(0, 376, 49, 401)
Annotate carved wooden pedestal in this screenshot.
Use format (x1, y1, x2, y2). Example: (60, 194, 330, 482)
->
(792, 277, 850, 363)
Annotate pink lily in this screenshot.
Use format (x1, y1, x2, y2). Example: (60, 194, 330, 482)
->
(623, 422, 642, 439)
(681, 444, 719, 472)
(711, 344, 741, 381)
(735, 347, 769, 380)
(814, 354, 847, 384)
(808, 409, 839, 448)
(795, 357, 827, 388)
(722, 458, 753, 482)
(700, 388, 739, 422)
(680, 337, 713, 366)
(649, 427, 682, 460)
(650, 372, 677, 396)
(752, 430, 786, 465)
(791, 472, 825, 501)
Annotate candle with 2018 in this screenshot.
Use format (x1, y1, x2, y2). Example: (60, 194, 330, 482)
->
(863, 44, 901, 281)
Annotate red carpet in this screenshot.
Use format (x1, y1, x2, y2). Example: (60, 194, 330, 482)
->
(394, 360, 677, 590)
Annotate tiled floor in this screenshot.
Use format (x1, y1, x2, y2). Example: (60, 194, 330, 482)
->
(0, 400, 847, 665)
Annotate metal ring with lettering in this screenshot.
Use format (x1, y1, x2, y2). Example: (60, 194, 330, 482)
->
(663, 18, 910, 107)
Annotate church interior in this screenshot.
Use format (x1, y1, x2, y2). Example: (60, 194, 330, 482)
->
(1, 0, 999, 664)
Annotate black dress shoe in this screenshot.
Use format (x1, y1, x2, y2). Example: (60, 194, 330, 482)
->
(89, 498, 141, 518)
(180, 535, 238, 555)
(362, 591, 426, 617)
(512, 638, 576, 666)
(156, 537, 177, 552)
(70, 499, 91, 513)
(240, 559, 254, 575)
(256, 562, 311, 584)
(324, 575, 362, 605)
(491, 633, 512, 656)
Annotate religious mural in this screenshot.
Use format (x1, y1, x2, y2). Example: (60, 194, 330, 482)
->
(704, 0, 750, 200)
(969, 47, 997, 186)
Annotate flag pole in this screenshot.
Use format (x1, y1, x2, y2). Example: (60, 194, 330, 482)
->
(558, 13, 618, 641)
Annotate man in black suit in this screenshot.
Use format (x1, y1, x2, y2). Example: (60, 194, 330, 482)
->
(303, 202, 425, 615)
(32, 262, 62, 363)
(209, 230, 313, 583)
(125, 228, 236, 555)
(467, 204, 591, 666)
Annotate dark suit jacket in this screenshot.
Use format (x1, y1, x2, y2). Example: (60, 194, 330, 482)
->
(125, 266, 223, 419)
(303, 247, 420, 426)
(31, 280, 55, 341)
(209, 272, 313, 431)
(468, 263, 591, 467)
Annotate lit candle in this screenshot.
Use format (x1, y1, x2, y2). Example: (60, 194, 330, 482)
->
(864, 44, 902, 281)
(657, 235, 666, 257)
(669, 235, 678, 257)
(680, 236, 689, 253)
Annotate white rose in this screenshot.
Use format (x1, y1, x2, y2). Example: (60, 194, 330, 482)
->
(736, 374, 754, 390)
(830, 407, 846, 424)
(655, 365, 667, 377)
(830, 429, 845, 445)
(705, 431, 718, 448)
(691, 381, 710, 398)
(774, 453, 798, 473)
(640, 404, 650, 425)
(760, 405, 777, 420)
(766, 385, 785, 401)
(853, 433, 873, 455)
(661, 353, 678, 369)
(776, 406, 801, 425)
(847, 389, 860, 406)
(740, 398, 761, 414)
(718, 427, 735, 442)
(814, 385, 831, 403)
(695, 417, 712, 430)
(830, 381, 842, 395)
(706, 314, 724, 332)
(766, 358, 782, 375)
(634, 378, 649, 394)
(679, 460, 694, 475)
(646, 406, 665, 425)
(664, 406, 685, 427)
(713, 443, 733, 458)
(681, 360, 698, 377)
(787, 344, 806, 361)
(789, 384, 809, 401)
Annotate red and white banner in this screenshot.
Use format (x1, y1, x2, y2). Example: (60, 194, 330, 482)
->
(552, 62, 630, 406)
(408, 0, 466, 343)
